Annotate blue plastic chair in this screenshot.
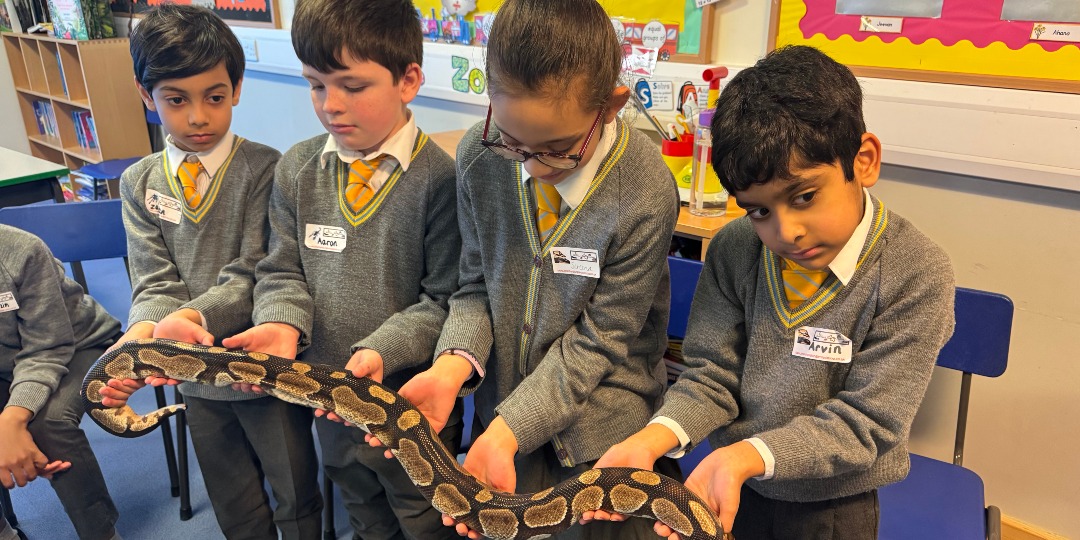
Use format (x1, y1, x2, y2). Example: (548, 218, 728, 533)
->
(879, 287, 1012, 540)
(0, 200, 193, 521)
(665, 256, 715, 475)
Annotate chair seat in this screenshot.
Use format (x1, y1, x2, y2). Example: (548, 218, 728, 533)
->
(878, 454, 986, 540)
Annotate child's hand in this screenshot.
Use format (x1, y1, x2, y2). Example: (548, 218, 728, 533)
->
(315, 349, 384, 425)
(222, 323, 301, 393)
(0, 407, 69, 488)
(366, 353, 471, 454)
(443, 416, 519, 538)
(153, 309, 214, 346)
(581, 425, 675, 525)
(107, 321, 155, 352)
(99, 375, 180, 407)
(653, 441, 765, 539)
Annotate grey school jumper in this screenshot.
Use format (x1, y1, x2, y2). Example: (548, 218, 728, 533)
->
(121, 137, 279, 401)
(252, 131, 459, 386)
(437, 119, 680, 466)
(659, 197, 955, 502)
(0, 225, 119, 415)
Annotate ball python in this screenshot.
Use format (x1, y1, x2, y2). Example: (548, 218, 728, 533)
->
(82, 338, 728, 540)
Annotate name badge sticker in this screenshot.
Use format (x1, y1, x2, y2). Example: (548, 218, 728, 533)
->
(0, 292, 19, 312)
(550, 247, 600, 279)
(145, 189, 182, 224)
(792, 326, 853, 364)
(305, 224, 347, 253)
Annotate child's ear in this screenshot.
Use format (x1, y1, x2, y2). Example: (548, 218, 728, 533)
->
(854, 132, 881, 188)
(135, 76, 155, 111)
(603, 86, 631, 123)
(399, 63, 423, 104)
(232, 78, 244, 106)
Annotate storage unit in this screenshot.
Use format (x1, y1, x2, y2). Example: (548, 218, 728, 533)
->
(2, 32, 150, 178)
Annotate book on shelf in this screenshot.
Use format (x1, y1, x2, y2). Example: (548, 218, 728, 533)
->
(71, 109, 96, 150)
(55, 49, 69, 97)
(32, 99, 59, 139)
(48, 0, 114, 40)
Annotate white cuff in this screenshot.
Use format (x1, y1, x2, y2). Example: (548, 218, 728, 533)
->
(438, 349, 483, 378)
(648, 416, 692, 459)
(745, 437, 775, 480)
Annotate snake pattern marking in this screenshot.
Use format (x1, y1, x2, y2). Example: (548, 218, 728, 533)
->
(81, 339, 726, 539)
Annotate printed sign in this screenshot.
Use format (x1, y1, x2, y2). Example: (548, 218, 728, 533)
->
(1031, 23, 1080, 43)
(305, 224, 348, 253)
(860, 16, 904, 33)
(792, 326, 853, 364)
(550, 247, 600, 279)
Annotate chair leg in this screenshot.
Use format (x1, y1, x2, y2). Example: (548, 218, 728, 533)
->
(322, 474, 335, 540)
(1, 485, 16, 526)
(986, 505, 1002, 540)
(175, 388, 192, 521)
(154, 385, 180, 497)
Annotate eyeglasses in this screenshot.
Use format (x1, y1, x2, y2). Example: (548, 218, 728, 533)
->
(480, 105, 604, 170)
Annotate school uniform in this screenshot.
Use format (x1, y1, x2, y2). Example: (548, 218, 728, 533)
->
(0, 225, 121, 540)
(252, 114, 461, 540)
(436, 119, 680, 539)
(656, 194, 956, 539)
(121, 133, 322, 540)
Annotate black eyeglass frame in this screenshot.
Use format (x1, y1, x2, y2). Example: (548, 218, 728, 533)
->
(479, 105, 605, 170)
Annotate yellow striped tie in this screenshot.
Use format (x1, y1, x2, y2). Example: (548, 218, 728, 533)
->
(345, 155, 386, 212)
(177, 155, 203, 208)
(782, 258, 830, 309)
(534, 179, 562, 242)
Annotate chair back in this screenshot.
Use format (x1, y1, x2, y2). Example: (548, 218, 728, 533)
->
(668, 256, 704, 339)
(0, 200, 127, 293)
(0, 200, 126, 263)
(938, 287, 1012, 378)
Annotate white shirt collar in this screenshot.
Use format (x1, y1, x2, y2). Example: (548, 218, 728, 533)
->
(521, 119, 617, 210)
(320, 110, 418, 171)
(165, 132, 235, 178)
(828, 188, 875, 285)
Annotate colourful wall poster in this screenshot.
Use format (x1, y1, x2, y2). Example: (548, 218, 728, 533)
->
(110, 0, 277, 27)
(774, 0, 1080, 91)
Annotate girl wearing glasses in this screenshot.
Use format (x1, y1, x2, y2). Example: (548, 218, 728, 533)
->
(382, 0, 680, 537)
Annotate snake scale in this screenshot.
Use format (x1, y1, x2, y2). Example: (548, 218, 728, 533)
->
(81, 339, 727, 540)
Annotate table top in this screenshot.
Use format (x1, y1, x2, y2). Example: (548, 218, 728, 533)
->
(0, 147, 69, 187)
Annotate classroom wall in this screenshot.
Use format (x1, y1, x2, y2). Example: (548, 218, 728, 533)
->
(0, 44, 30, 153)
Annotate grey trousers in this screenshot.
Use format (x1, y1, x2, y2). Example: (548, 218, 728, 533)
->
(317, 399, 463, 540)
(0, 344, 119, 540)
(184, 395, 323, 540)
(732, 483, 879, 540)
(514, 443, 685, 540)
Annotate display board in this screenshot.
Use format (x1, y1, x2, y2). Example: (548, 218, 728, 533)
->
(770, 0, 1080, 93)
(412, 0, 714, 63)
(109, 0, 280, 28)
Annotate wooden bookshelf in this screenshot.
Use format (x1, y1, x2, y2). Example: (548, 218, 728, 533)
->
(2, 32, 149, 176)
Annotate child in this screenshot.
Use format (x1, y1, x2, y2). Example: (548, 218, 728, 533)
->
(0, 224, 122, 540)
(97, 5, 323, 539)
(388, 0, 680, 538)
(221, 0, 462, 537)
(595, 45, 957, 539)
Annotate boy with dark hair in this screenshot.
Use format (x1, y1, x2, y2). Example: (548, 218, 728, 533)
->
(98, 4, 322, 539)
(222, 0, 461, 538)
(0, 225, 122, 540)
(596, 45, 956, 539)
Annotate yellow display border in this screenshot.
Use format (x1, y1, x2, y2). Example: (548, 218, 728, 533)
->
(768, 0, 1080, 94)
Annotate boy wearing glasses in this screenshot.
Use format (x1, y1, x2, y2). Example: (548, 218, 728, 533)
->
(221, 0, 462, 537)
(383, 1, 681, 537)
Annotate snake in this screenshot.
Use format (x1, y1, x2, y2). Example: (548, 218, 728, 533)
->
(81, 339, 727, 540)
